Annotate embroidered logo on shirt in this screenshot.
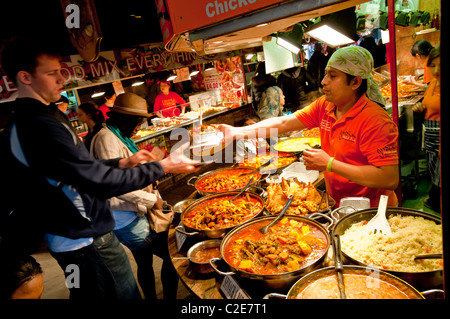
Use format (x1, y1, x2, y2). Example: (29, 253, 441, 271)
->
(339, 130, 356, 143)
(320, 119, 332, 131)
(377, 145, 397, 158)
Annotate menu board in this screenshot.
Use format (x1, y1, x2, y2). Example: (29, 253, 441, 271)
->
(215, 56, 246, 103)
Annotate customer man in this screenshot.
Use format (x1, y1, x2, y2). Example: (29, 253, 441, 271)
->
(219, 46, 399, 208)
(0, 37, 199, 299)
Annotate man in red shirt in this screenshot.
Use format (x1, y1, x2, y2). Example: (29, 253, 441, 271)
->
(153, 81, 186, 118)
(219, 46, 399, 208)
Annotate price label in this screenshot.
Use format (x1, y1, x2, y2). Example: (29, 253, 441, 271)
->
(220, 275, 251, 299)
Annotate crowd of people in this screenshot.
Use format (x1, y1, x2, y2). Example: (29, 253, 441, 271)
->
(0, 33, 440, 299)
(0, 37, 200, 300)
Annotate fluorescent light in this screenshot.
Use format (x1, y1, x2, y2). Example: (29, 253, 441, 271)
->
(167, 75, 177, 81)
(246, 53, 254, 60)
(131, 80, 144, 86)
(190, 70, 200, 76)
(91, 91, 105, 98)
(306, 25, 355, 47)
(276, 37, 301, 54)
(256, 23, 268, 27)
(381, 30, 390, 44)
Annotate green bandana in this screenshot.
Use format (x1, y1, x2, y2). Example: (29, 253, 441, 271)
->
(327, 46, 386, 106)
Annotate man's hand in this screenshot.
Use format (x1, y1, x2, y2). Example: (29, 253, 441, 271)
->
(412, 102, 426, 113)
(158, 142, 200, 174)
(118, 149, 157, 168)
(302, 148, 331, 171)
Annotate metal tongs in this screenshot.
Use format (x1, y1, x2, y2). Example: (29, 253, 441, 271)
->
(259, 185, 294, 234)
(238, 157, 276, 176)
(333, 234, 346, 299)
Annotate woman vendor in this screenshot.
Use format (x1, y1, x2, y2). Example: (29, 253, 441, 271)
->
(411, 46, 440, 213)
(153, 80, 186, 118)
(219, 46, 399, 208)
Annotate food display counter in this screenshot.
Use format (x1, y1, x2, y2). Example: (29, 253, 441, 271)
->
(168, 171, 329, 299)
(132, 103, 252, 191)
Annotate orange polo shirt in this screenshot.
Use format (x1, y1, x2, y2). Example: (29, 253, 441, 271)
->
(295, 95, 399, 208)
(422, 78, 440, 121)
(423, 59, 433, 84)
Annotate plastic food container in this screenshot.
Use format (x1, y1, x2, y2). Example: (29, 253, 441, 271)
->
(280, 162, 319, 183)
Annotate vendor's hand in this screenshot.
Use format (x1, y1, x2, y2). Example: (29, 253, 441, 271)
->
(412, 102, 426, 113)
(215, 124, 239, 142)
(118, 149, 157, 168)
(302, 148, 331, 171)
(158, 142, 200, 174)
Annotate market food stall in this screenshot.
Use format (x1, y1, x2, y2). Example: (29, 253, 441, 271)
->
(157, 0, 445, 299)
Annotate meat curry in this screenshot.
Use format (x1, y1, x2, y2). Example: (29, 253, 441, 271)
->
(223, 217, 328, 275)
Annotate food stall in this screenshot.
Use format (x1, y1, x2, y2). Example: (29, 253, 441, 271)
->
(156, 0, 445, 300)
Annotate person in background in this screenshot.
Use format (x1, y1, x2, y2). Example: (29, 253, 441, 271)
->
(1, 37, 200, 300)
(77, 101, 105, 151)
(0, 255, 44, 299)
(55, 95, 69, 114)
(153, 80, 186, 118)
(91, 92, 178, 299)
(307, 43, 328, 90)
(411, 46, 440, 213)
(276, 64, 314, 111)
(250, 62, 276, 113)
(98, 88, 116, 120)
(143, 73, 161, 115)
(257, 86, 285, 120)
(219, 46, 399, 208)
(404, 40, 434, 90)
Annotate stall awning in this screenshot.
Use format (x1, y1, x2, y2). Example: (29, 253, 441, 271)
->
(162, 0, 368, 55)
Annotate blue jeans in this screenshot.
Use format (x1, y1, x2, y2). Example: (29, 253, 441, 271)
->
(114, 216, 155, 251)
(50, 231, 141, 299)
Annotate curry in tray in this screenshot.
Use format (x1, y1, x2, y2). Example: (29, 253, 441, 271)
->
(195, 168, 260, 193)
(237, 153, 297, 171)
(223, 217, 328, 275)
(182, 194, 263, 231)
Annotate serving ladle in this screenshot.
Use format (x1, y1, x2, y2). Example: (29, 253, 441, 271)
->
(259, 194, 294, 234)
(228, 176, 255, 206)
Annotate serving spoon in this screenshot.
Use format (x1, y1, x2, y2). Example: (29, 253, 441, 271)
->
(364, 195, 391, 235)
(259, 194, 294, 234)
(228, 176, 255, 206)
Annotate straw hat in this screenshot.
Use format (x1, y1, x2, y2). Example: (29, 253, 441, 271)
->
(110, 92, 151, 117)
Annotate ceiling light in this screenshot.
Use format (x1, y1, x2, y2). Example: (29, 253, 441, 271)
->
(256, 23, 268, 27)
(91, 91, 105, 98)
(307, 25, 355, 47)
(276, 23, 304, 54)
(246, 53, 255, 60)
(306, 8, 358, 48)
(167, 75, 177, 81)
(131, 79, 144, 86)
(190, 70, 200, 76)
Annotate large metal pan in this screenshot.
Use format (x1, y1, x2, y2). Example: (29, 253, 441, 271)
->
(175, 191, 265, 240)
(264, 265, 433, 299)
(187, 167, 262, 196)
(209, 214, 333, 290)
(332, 207, 443, 290)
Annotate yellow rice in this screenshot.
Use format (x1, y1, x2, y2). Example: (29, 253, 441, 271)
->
(340, 214, 442, 272)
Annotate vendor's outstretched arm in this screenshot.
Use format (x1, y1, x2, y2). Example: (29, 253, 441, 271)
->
(218, 114, 306, 140)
